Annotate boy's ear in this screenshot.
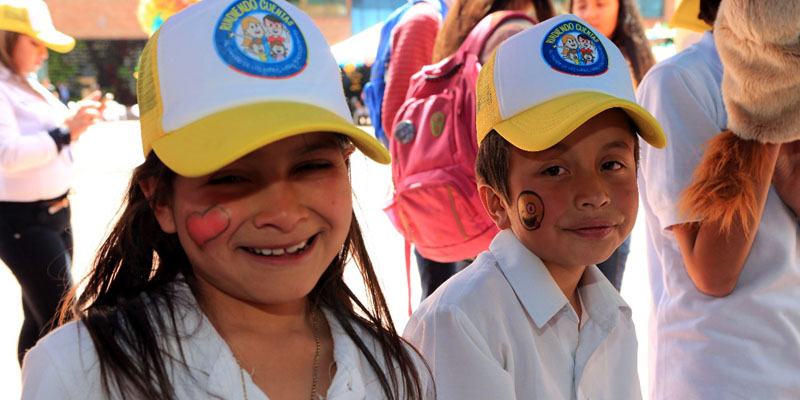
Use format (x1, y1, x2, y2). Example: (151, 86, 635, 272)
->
(343, 142, 356, 159)
(138, 178, 177, 234)
(478, 183, 511, 230)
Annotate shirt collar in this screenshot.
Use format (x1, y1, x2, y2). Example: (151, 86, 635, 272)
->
(165, 278, 376, 399)
(490, 229, 631, 329)
(490, 229, 569, 328)
(578, 264, 632, 331)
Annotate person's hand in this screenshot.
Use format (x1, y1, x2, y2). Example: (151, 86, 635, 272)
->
(63, 90, 103, 141)
(773, 139, 800, 218)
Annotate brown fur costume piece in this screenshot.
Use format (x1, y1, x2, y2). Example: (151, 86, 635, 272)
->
(679, 0, 800, 235)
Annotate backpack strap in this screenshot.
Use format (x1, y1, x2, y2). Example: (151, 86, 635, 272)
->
(459, 10, 536, 58)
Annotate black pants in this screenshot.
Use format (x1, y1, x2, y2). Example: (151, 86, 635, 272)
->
(0, 198, 74, 365)
(415, 249, 472, 300)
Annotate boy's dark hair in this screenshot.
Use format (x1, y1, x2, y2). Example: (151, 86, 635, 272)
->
(475, 130, 512, 200)
(263, 14, 283, 24)
(698, 0, 722, 26)
(475, 112, 641, 201)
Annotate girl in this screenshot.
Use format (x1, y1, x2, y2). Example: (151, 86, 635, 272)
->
(431, 0, 555, 63)
(569, 0, 655, 86)
(410, 0, 555, 300)
(20, 0, 431, 399)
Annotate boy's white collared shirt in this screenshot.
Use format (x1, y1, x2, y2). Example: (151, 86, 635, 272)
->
(21, 279, 433, 399)
(404, 229, 641, 400)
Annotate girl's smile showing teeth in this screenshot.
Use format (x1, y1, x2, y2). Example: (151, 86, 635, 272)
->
(244, 235, 316, 257)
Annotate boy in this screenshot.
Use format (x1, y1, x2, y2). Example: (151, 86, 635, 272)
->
(403, 14, 666, 399)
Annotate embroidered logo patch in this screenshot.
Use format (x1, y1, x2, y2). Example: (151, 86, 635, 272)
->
(214, 0, 308, 79)
(541, 20, 608, 76)
(430, 111, 445, 137)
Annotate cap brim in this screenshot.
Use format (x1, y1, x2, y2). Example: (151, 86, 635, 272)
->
(494, 91, 667, 152)
(668, 0, 712, 32)
(152, 101, 390, 177)
(35, 30, 75, 53)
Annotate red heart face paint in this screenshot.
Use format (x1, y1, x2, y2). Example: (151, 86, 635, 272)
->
(517, 191, 544, 231)
(186, 205, 231, 247)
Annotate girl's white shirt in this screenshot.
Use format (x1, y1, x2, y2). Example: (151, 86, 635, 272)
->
(20, 279, 433, 399)
(0, 63, 73, 201)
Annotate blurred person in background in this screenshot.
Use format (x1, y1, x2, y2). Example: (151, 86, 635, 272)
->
(0, 0, 103, 365)
(407, 0, 555, 299)
(569, 0, 655, 87)
(568, 0, 656, 291)
(432, 0, 555, 64)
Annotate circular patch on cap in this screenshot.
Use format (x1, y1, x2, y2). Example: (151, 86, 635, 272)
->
(541, 20, 608, 76)
(214, 0, 308, 79)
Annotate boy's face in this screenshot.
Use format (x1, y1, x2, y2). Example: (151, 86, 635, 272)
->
(265, 20, 283, 36)
(484, 109, 638, 271)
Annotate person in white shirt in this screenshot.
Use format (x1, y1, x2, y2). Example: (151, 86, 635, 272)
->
(637, 0, 800, 398)
(0, 0, 103, 365)
(20, 0, 432, 399)
(404, 14, 667, 399)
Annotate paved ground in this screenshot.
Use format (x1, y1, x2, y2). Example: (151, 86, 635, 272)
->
(0, 121, 651, 398)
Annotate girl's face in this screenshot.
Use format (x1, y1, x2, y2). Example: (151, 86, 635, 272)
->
(12, 34, 48, 75)
(153, 133, 354, 311)
(572, 0, 619, 38)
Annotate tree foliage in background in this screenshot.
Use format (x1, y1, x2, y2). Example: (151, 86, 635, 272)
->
(47, 40, 145, 105)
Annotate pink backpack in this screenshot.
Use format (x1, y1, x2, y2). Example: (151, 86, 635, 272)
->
(385, 11, 536, 263)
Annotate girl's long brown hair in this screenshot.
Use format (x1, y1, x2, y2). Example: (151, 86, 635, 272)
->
(0, 30, 21, 74)
(568, 0, 655, 85)
(60, 146, 426, 399)
(432, 0, 555, 62)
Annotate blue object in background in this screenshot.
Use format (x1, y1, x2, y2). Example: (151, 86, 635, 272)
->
(351, 0, 406, 34)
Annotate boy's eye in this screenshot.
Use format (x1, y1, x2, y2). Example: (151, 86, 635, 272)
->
(295, 161, 333, 173)
(602, 161, 624, 171)
(542, 166, 568, 176)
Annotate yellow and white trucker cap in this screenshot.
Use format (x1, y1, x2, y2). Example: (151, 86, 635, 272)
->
(476, 14, 666, 152)
(137, 0, 390, 177)
(0, 0, 75, 53)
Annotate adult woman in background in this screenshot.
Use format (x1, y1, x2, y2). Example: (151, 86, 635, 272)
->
(0, 0, 102, 365)
(569, 0, 655, 86)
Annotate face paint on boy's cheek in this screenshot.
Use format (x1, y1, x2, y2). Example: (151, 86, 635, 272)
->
(186, 205, 231, 247)
(517, 191, 545, 231)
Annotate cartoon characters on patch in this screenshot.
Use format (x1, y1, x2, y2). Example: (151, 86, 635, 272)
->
(542, 20, 608, 76)
(214, 0, 308, 78)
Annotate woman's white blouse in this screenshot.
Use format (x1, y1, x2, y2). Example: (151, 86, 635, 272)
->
(0, 64, 72, 201)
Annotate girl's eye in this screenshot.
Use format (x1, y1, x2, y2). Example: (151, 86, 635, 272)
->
(602, 161, 624, 171)
(208, 175, 247, 185)
(542, 166, 568, 176)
